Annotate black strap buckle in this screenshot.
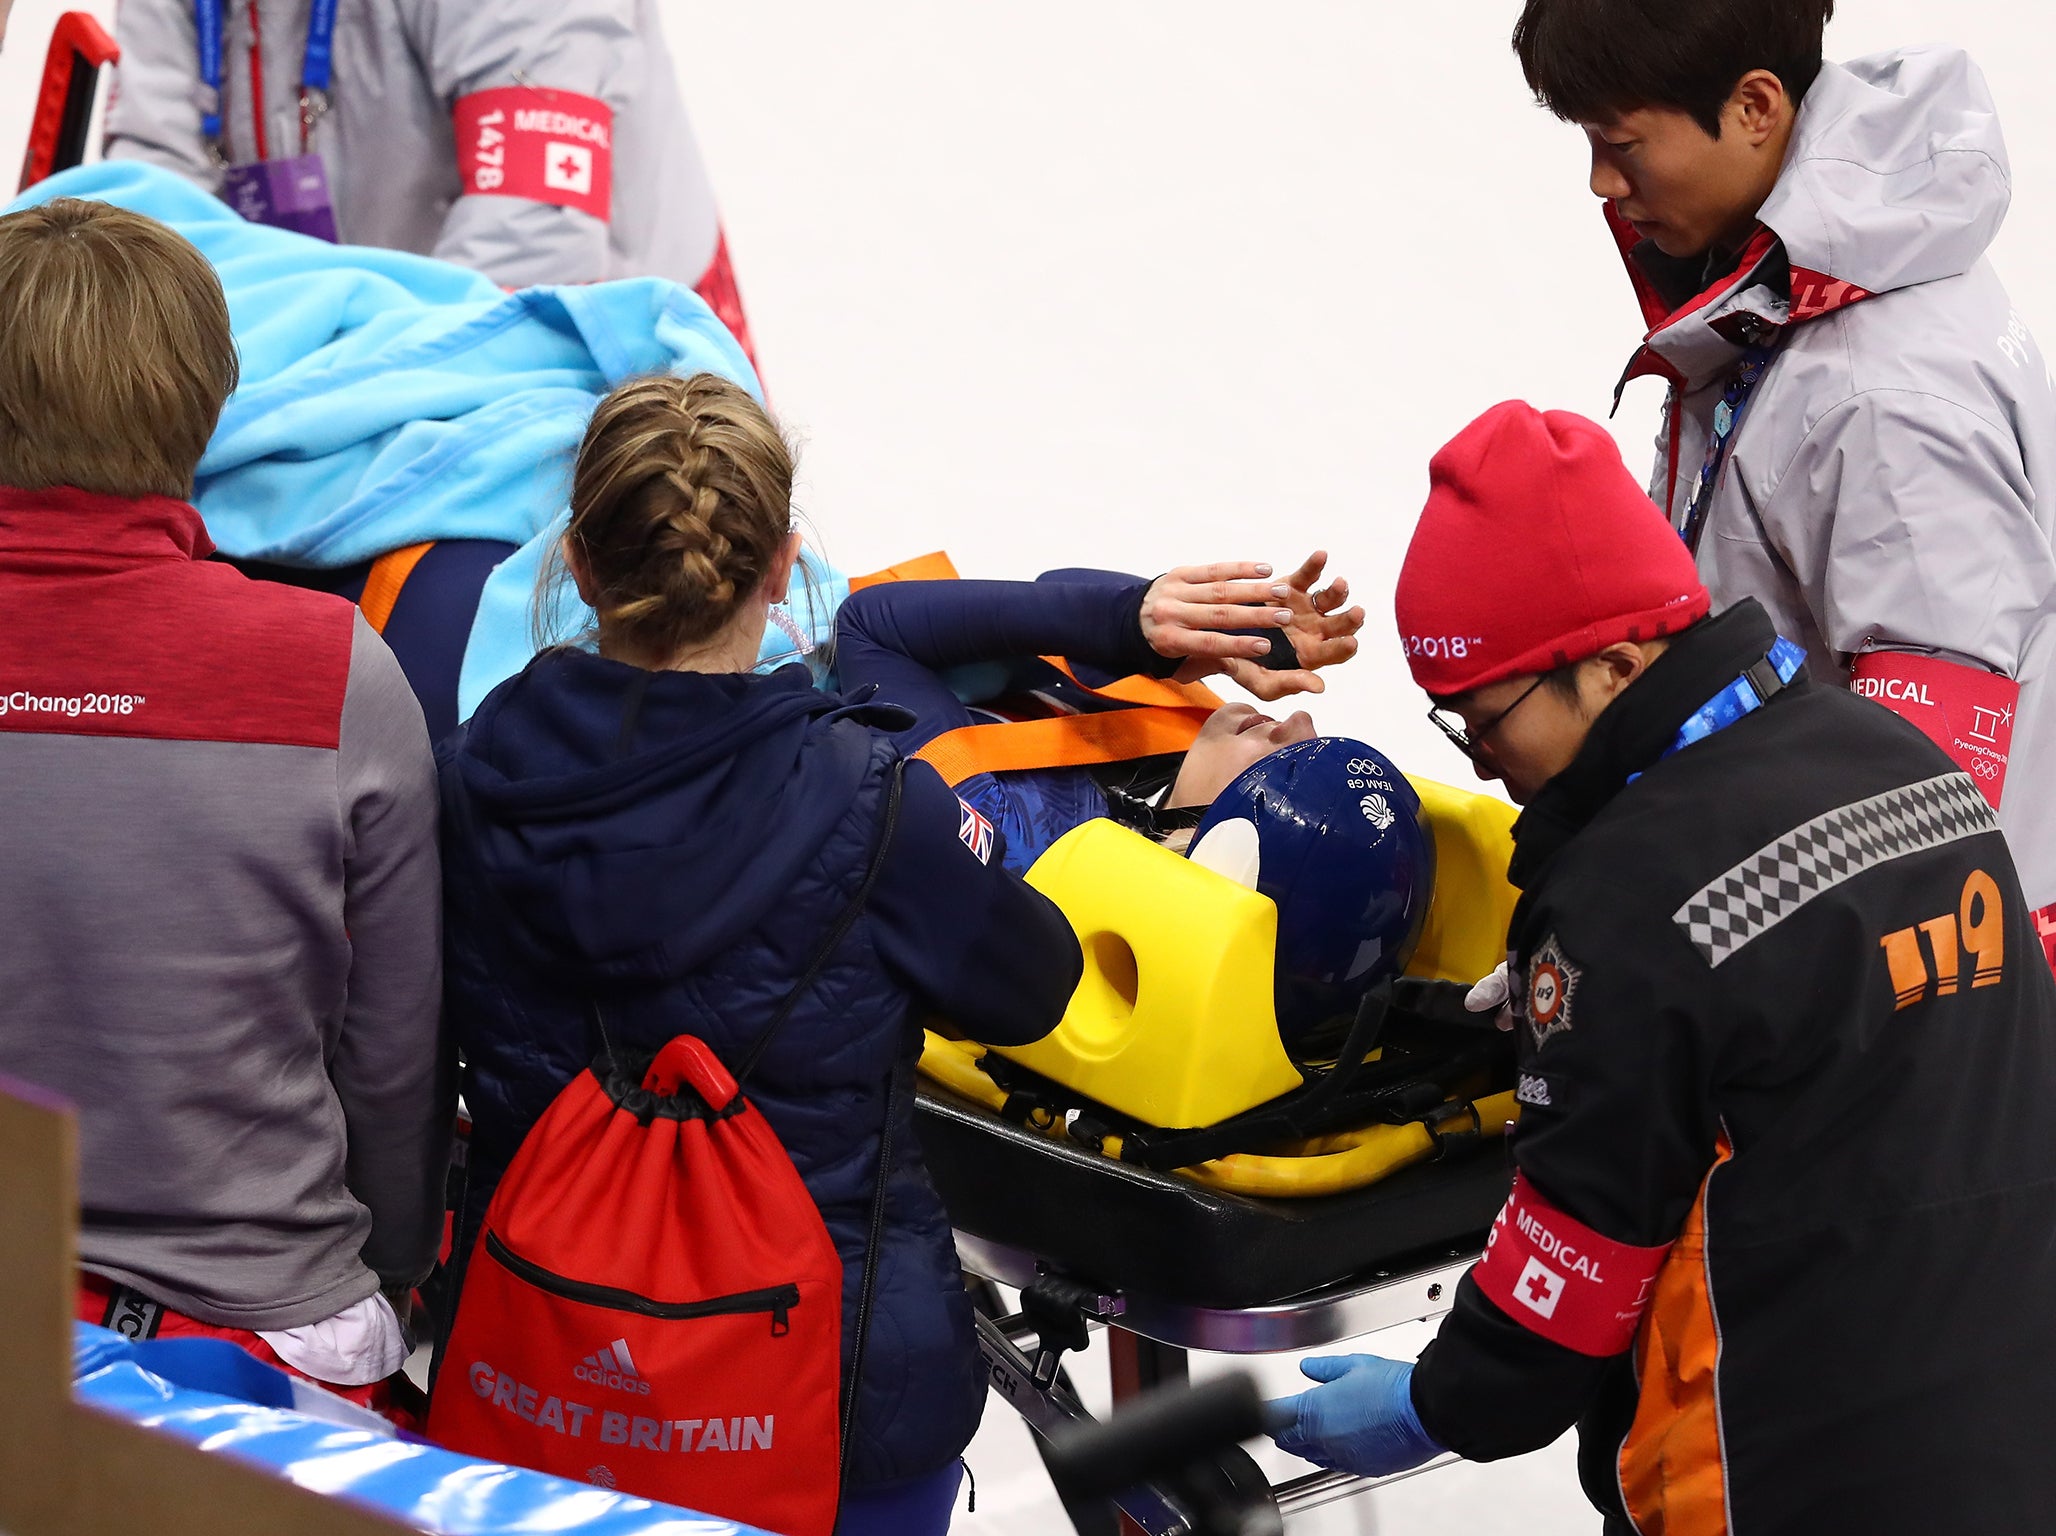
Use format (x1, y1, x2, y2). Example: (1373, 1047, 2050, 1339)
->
(1744, 655, 1786, 707)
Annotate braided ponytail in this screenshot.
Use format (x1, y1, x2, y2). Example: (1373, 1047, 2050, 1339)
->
(543, 373, 796, 660)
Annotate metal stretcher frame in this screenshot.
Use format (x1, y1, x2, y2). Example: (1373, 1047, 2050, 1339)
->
(957, 1228, 1480, 1532)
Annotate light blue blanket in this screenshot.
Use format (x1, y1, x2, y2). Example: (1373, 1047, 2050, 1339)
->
(6, 162, 843, 717)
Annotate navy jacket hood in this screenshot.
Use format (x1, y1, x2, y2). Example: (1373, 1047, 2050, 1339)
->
(447, 650, 908, 983)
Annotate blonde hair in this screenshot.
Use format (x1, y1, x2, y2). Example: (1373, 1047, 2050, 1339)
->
(545, 373, 797, 660)
(0, 199, 239, 499)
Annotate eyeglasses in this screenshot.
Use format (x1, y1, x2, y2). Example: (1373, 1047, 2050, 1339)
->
(1427, 675, 1549, 763)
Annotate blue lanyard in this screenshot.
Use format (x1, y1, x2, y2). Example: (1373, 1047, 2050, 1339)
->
(193, 0, 339, 150)
(1629, 636, 1807, 785)
(196, 1, 225, 141)
(1676, 338, 1781, 552)
(303, 0, 338, 97)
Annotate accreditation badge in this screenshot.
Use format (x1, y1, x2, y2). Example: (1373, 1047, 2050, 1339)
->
(221, 154, 339, 242)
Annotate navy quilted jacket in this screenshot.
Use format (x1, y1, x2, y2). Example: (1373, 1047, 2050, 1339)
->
(833, 568, 1185, 874)
(439, 650, 1081, 1485)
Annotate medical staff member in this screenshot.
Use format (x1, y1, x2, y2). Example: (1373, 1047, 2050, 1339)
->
(1508, 0, 2056, 974)
(103, 0, 755, 352)
(1270, 403, 2056, 1534)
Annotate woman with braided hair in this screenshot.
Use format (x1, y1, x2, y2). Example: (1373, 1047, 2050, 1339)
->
(438, 371, 1085, 1533)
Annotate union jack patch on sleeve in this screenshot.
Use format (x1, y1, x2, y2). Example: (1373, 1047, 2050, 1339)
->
(956, 797, 995, 865)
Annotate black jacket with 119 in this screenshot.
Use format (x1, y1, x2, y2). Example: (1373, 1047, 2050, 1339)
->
(1409, 600, 2056, 1535)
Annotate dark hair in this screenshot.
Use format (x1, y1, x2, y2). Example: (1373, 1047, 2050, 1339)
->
(1540, 659, 1586, 702)
(1512, 0, 1835, 137)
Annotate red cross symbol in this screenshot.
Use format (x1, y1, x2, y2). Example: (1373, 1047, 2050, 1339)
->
(1526, 1271, 1556, 1305)
(555, 152, 583, 181)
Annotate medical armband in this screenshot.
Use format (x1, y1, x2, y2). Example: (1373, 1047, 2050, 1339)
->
(1849, 651, 2017, 808)
(1472, 1173, 1669, 1356)
(453, 87, 614, 220)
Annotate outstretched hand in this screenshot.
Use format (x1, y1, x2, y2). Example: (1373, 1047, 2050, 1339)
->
(1139, 553, 1365, 702)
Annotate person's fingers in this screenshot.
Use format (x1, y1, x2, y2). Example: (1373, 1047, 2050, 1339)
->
(1142, 580, 1286, 644)
(1311, 577, 1352, 613)
(1257, 670, 1324, 700)
(1299, 1354, 1366, 1384)
(1274, 1428, 1329, 1464)
(1262, 1395, 1304, 1436)
(1221, 661, 1318, 701)
(1160, 600, 1296, 633)
(1224, 666, 1284, 701)
(1157, 628, 1271, 661)
(1465, 963, 1511, 1012)
(1159, 577, 1292, 608)
(1296, 609, 1365, 641)
(1301, 625, 1361, 652)
(1282, 550, 1328, 592)
(1281, 635, 1359, 671)
(1162, 561, 1271, 591)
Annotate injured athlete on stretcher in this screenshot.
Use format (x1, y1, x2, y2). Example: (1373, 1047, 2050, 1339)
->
(864, 541, 1527, 1263)
(833, 550, 1364, 870)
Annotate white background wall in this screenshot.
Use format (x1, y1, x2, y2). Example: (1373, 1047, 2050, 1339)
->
(4, 2, 2053, 1531)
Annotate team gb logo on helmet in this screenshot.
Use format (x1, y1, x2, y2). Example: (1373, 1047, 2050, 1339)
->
(1526, 934, 1580, 1051)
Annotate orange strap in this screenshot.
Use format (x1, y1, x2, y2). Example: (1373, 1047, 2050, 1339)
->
(1041, 657, 1221, 712)
(915, 659, 1221, 787)
(358, 542, 435, 634)
(848, 550, 962, 591)
(847, 550, 1226, 788)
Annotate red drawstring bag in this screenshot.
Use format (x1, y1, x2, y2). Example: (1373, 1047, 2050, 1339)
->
(431, 767, 906, 1536)
(430, 1036, 847, 1534)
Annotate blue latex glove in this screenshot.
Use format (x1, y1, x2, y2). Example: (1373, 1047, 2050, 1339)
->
(1266, 1353, 1445, 1476)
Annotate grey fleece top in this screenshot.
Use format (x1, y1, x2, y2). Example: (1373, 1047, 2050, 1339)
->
(0, 486, 448, 1330)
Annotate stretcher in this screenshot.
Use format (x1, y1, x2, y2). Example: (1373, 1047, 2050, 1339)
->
(914, 775, 1524, 1532)
(923, 1087, 1500, 1534)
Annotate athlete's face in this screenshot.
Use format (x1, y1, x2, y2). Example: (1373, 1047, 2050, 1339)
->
(1581, 73, 1797, 260)
(1169, 704, 1317, 810)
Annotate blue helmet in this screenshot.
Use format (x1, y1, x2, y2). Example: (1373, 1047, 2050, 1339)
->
(1188, 738, 1436, 1057)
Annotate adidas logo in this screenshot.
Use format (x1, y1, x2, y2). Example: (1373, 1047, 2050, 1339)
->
(574, 1337, 653, 1396)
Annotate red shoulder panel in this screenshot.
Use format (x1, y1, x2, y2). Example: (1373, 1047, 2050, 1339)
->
(0, 559, 356, 750)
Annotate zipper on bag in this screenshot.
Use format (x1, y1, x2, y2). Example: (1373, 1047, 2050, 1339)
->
(485, 1230, 798, 1334)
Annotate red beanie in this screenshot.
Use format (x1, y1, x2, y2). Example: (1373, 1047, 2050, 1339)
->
(1394, 401, 1710, 695)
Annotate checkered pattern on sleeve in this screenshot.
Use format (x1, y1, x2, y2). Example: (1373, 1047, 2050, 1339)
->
(1673, 772, 1998, 967)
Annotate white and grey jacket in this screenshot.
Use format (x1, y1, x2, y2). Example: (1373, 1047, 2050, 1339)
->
(103, 0, 728, 293)
(1616, 47, 2056, 906)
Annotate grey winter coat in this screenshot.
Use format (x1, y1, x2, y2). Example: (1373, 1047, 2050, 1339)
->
(1619, 47, 2056, 907)
(104, 0, 726, 292)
